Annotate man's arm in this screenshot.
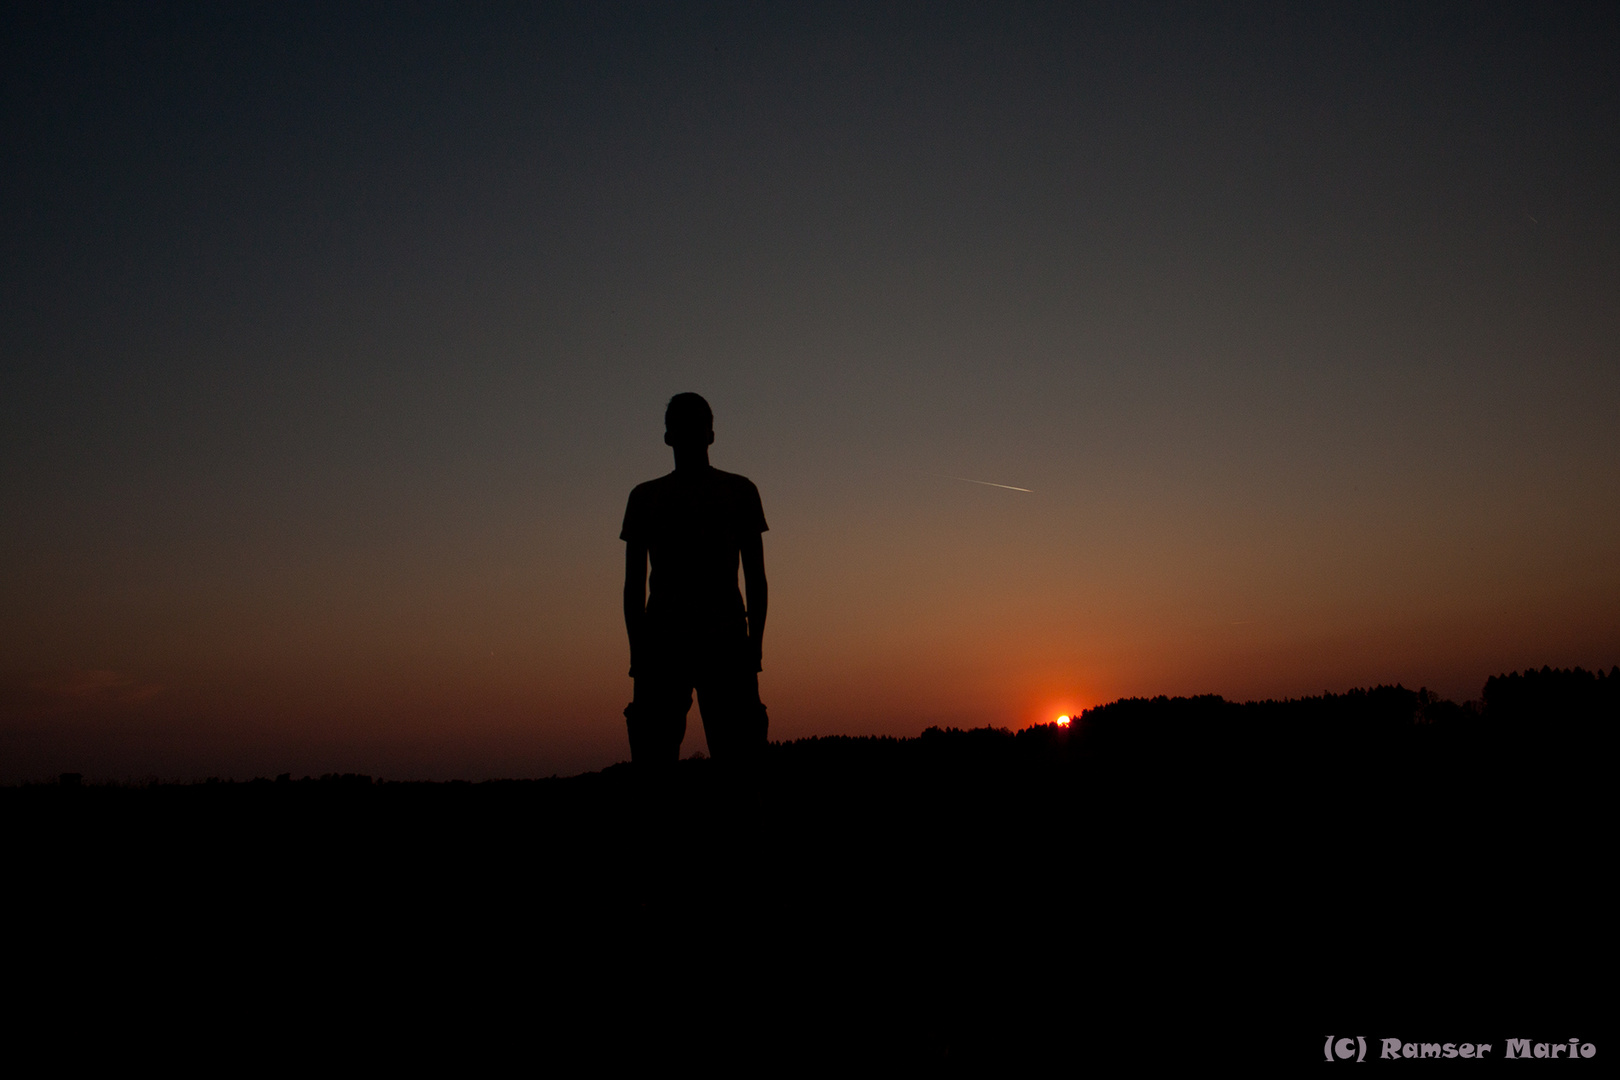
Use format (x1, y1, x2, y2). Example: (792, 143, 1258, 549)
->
(624, 539, 647, 676)
(741, 531, 767, 672)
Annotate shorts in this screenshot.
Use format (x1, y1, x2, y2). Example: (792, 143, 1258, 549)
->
(624, 647, 768, 764)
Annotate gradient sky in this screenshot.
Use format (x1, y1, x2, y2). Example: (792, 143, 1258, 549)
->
(4, 2, 1617, 781)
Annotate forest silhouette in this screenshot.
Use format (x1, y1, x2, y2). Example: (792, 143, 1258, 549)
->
(9, 665, 1612, 1067)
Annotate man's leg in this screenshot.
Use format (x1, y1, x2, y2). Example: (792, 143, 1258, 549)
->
(695, 665, 767, 763)
(625, 668, 692, 764)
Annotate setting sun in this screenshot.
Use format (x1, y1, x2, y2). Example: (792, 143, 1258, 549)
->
(1055, 715, 1071, 727)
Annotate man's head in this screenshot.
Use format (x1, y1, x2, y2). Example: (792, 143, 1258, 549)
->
(664, 393, 714, 449)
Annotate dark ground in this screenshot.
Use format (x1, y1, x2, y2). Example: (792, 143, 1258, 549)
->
(6, 667, 1612, 1068)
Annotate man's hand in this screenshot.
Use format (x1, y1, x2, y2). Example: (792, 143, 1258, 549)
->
(741, 532, 767, 673)
(624, 540, 648, 676)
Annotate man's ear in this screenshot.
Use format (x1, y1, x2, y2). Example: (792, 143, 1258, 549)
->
(664, 431, 673, 446)
(706, 429, 715, 446)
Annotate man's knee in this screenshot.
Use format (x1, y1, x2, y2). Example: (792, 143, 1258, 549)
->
(706, 699, 768, 761)
(746, 699, 768, 745)
(624, 699, 686, 764)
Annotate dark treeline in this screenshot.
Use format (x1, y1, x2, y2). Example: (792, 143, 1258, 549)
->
(9, 667, 1613, 1067)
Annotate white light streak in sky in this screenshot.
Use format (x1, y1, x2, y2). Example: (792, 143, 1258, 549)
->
(943, 475, 1033, 493)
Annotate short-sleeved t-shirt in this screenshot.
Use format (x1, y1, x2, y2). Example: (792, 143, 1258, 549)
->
(621, 467, 767, 639)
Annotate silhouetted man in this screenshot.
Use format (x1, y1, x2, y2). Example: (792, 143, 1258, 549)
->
(621, 393, 768, 763)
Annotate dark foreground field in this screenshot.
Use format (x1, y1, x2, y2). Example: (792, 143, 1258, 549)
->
(8, 667, 1613, 1068)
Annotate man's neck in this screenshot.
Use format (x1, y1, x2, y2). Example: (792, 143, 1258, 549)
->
(671, 445, 711, 473)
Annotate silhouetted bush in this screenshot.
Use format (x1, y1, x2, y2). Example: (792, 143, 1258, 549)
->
(7, 665, 1608, 1065)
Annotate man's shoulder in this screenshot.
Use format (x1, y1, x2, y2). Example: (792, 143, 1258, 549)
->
(711, 469, 766, 515)
(637, 467, 759, 498)
(712, 469, 767, 532)
(621, 472, 675, 542)
(625, 469, 764, 511)
(627, 471, 678, 501)
(709, 468, 760, 495)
